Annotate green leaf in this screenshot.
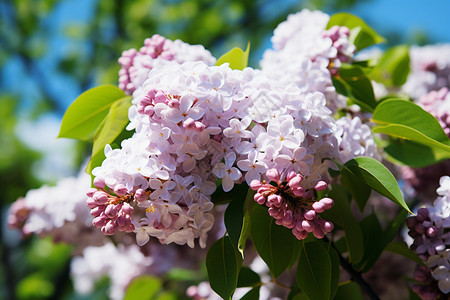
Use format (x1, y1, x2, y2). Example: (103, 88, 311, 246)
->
(371, 45, 410, 87)
(206, 236, 242, 299)
(384, 139, 450, 168)
(58, 85, 127, 141)
(340, 168, 371, 211)
(329, 247, 341, 299)
(333, 65, 377, 112)
(372, 99, 450, 151)
(238, 190, 255, 258)
(343, 157, 411, 213)
(250, 204, 296, 277)
(356, 211, 408, 272)
(237, 267, 260, 288)
(296, 241, 332, 300)
(323, 184, 364, 264)
(385, 241, 425, 266)
(241, 287, 260, 300)
(216, 42, 250, 70)
(124, 275, 161, 300)
(86, 95, 132, 174)
(327, 12, 385, 50)
(334, 282, 364, 300)
(224, 188, 255, 258)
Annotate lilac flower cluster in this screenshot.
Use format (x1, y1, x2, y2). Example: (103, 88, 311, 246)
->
(403, 44, 450, 99)
(250, 169, 334, 240)
(260, 9, 356, 112)
(407, 176, 450, 297)
(91, 55, 342, 248)
(118, 34, 216, 95)
(8, 172, 106, 249)
(418, 87, 450, 138)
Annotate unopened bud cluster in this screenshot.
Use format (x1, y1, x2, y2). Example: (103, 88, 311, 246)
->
(251, 169, 334, 240)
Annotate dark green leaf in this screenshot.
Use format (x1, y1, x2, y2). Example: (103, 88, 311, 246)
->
(237, 267, 260, 287)
(371, 45, 410, 87)
(250, 204, 296, 277)
(340, 168, 371, 211)
(206, 236, 242, 299)
(216, 42, 250, 70)
(296, 241, 332, 300)
(344, 157, 411, 213)
(241, 286, 260, 300)
(224, 188, 246, 252)
(384, 139, 450, 168)
(334, 282, 364, 300)
(327, 13, 385, 50)
(324, 184, 364, 264)
(58, 85, 126, 141)
(329, 247, 341, 299)
(357, 211, 408, 272)
(238, 190, 255, 258)
(292, 293, 311, 300)
(334, 65, 377, 112)
(124, 275, 161, 300)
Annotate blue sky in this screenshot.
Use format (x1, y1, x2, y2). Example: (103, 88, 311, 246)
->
(347, 0, 450, 43)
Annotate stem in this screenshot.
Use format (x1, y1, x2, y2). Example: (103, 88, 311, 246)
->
(323, 236, 380, 300)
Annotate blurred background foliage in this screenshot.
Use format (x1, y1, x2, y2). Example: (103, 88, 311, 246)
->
(0, 0, 444, 299)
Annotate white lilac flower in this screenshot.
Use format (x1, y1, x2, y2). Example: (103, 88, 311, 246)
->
(260, 9, 356, 112)
(335, 116, 381, 163)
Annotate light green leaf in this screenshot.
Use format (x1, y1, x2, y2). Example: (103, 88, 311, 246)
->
(216, 42, 250, 70)
(124, 275, 161, 300)
(250, 204, 296, 277)
(58, 85, 126, 141)
(296, 241, 332, 300)
(371, 45, 410, 87)
(327, 13, 385, 50)
(372, 99, 450, 152)
(344, 157, 411, 213)
(85, 96, 132, 174)
(206, 236, 242, 300)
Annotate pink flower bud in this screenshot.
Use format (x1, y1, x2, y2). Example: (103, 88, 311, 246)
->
(134, 189, 148, 202)
(93, 177, 105, 189)
(426, 226, 438, 237)
(86, 188, 97, 197)
(302, 220, 313, 232)
(292, 187, 304, 197)
(250, 180, 263, 190)
(288, 175, 303, 188)
(168, 99, 180, 108)
(102, 220, 116, 235)
(105, 204, 120, 218)
(254, 193, 266, 205)
(312, 227, 325, 239)
(314, 181, 328, 191)
(183, 118, 196, 130)
(93, 216, 108, 227)
(90, 205, 105, 217)
(304, 210, 316, 220)
(266, 169, 280, 183)
(93, 191, 109, 205)
(312, 202, 325, 213)
(121, 202, 134, 215)
(116, 215, 126, 227)
(194, 121, 206, 132)
(286, 171, 297, 182)
(86, 197, 97, 209)
(282, 210, 294, 228)
(320, 198, 334, 209)
(114, 184, 128, 196)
